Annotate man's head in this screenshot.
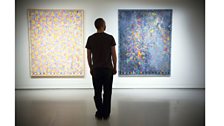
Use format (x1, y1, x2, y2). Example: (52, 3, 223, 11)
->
(94, 18, 106, 31)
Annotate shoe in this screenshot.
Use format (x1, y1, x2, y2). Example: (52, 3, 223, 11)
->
(95, 111, 103, 120)
(103, 115, 110, 120)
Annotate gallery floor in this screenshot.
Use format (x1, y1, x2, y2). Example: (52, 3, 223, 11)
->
(16, 89, 205, 126)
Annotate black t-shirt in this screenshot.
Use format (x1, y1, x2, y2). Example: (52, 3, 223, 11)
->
(85, 32, 116, 69)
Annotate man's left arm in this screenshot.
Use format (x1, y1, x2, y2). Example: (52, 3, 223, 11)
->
(87, 49, 93, 75)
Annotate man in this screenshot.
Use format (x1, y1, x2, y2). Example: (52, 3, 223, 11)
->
(85, 18, 117, 120)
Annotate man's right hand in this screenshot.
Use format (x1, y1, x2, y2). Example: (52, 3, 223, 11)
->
(113, 68, 117, 75)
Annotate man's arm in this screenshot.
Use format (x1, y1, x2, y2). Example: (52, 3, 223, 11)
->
(87, 49, 93, 75)
(111, 46, 117, 75)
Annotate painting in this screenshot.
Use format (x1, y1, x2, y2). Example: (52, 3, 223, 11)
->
(28, 9, 84, 77)
(118, 10, 172, 76)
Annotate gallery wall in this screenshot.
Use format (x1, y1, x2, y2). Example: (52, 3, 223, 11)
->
(15, 0, 205, 89)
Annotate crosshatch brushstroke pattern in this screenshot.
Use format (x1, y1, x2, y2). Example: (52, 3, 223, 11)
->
(28, 9, 84, 77)
(119, 10, 172, 76)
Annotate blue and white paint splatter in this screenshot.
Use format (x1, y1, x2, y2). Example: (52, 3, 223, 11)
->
(118, 10, 172, 76)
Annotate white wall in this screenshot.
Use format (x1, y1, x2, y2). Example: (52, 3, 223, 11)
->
(15, 0, 205, 89)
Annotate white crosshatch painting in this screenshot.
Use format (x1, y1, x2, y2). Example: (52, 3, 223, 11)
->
(28, 9, 84, 77)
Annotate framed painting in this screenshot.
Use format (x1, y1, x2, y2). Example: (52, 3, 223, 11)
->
(28, 9, 84, 77)
(118, 9, 172, 76)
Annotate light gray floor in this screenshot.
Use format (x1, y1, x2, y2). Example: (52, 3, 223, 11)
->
(16, 89, 205, 126)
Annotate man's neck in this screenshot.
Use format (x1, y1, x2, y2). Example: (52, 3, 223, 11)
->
(97, 29, 105, 33)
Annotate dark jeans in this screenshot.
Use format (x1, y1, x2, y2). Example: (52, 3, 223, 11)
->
(92, 68, 113, 117)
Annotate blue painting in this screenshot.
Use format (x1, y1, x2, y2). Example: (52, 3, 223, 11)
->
(118, 10, 172, 76)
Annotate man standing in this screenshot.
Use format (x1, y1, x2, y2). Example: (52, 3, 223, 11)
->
(85, 18, 117, 120)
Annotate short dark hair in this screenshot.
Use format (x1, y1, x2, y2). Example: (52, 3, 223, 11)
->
(94, 18, 105, 30)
